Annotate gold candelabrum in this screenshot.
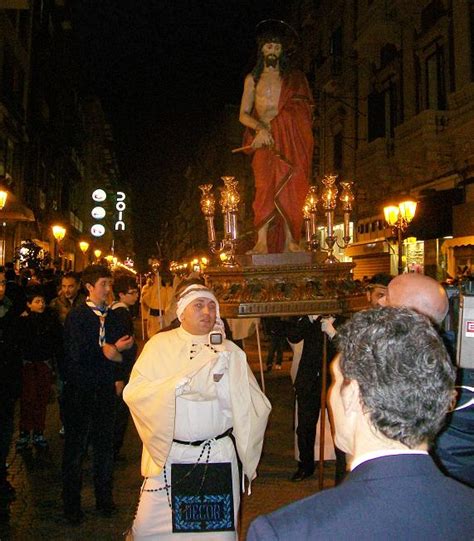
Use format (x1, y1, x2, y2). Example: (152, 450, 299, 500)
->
(199, 176, 240, 266)
(303, 174, 355, 263)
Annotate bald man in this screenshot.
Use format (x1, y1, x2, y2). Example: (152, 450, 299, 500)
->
(380, 273, 448, 324)
(380, 273, 473, 487)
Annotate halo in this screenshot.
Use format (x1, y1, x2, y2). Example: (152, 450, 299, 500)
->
(255, 19, 300, 47)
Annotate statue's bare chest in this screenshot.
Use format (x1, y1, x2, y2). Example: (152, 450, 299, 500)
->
(255, 73, 282, 114)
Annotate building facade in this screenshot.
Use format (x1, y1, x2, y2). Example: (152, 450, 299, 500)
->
(294, 0, 474, 279)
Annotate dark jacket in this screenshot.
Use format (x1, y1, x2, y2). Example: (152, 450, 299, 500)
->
(108, 302, 137, 381)
(287, 315, 339, 392)
(63, 303, 124, 389)
(18, 308, 63, 363)
(247, 455, 474, 540)
(0, 296, 23, 398)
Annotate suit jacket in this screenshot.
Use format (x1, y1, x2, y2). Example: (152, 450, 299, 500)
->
(247, 454, 474, 540)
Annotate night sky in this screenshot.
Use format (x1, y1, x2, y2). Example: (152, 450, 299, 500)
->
(71, 0, 290, 264)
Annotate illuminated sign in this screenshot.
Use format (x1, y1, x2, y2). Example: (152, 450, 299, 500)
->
(91, 206, 106, 219)
(115, 191, 126, 231)
(91, 224, 105, 237)
(92, 189, 107, 202)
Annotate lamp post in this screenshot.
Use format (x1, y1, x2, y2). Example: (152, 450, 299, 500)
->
(79, 241, 89, 269)
(94, 249, 102, 263)
(52, 225, 66, 267)
(383, 200, 417, 275)
(0, 188, 7, 265)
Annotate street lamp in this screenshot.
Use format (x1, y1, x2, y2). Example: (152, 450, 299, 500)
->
(94, 249, 102, 262)
(79, 241, 89, 268)
(0, 188, 7, 265)
(52, 225, 66, 243)
(384, 199, 417, 275)
(52, 225, 66, 265)
(0, 188, 7, 210)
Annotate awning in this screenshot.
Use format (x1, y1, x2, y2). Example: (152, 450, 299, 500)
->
(440, 236, 474, 278)
(441, 236, 474, 254)
(0, 192, 35, 222)
(345, 239, 390, 258)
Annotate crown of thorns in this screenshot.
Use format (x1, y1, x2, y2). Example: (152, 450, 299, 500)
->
(256, 19, 300, 52)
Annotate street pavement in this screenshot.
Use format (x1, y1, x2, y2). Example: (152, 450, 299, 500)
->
(0, 329, 336, 540)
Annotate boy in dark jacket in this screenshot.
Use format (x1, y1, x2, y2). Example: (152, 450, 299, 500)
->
(16, 286, 62, 450)
(61, 265, 134, 525)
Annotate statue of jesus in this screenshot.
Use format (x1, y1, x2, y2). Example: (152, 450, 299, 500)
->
(239, 20, 314, 254)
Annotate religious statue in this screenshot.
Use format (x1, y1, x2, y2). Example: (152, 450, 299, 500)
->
(239, 19, 314, 254)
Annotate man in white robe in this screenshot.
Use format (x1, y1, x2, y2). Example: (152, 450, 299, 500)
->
(123, 284, 271, 539)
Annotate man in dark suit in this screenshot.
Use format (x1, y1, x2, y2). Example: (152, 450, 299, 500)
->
(247, 307, 474, 540)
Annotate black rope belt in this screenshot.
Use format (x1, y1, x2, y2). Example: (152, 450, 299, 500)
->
(173, 427, 233, 447)
(149, 308, 164, 317)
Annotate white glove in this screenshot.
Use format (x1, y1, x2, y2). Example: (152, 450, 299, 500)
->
(321, 317, 337, 339)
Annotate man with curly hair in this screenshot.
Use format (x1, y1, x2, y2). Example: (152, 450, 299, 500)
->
(248, 307, 474, 540)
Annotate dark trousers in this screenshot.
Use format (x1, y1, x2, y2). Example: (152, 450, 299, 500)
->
(19, 362, 52, 433)
(0, 397, 15, 484)
(295, 379, 321, 472)
(113, 393, 130, 455)
(62, 383, 116, 512)
(296, 378, 347, 483)
(267, 335, 285, 367)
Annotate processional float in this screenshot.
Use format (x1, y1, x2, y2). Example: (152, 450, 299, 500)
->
(198, 174, 367, 489)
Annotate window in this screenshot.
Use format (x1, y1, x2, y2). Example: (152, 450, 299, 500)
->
(333, 132, 343, 171)
(329, 26, 343, 74)
(367, 81, 399, 142)
(421, 0, 446, 33)
(425, 45, 446, 109)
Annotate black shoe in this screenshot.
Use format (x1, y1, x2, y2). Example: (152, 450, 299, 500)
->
(96, 500, 117, 517)
(64, 509, 84, 525)
(290, 467, 314, 482)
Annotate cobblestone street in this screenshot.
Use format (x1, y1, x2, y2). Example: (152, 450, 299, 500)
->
(1, 330, 336, 540)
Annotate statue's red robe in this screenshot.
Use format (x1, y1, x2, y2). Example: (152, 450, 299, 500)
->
(244, 70, 314, 253)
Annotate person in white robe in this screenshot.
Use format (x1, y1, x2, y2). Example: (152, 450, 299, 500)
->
(123, 284, 271, 540)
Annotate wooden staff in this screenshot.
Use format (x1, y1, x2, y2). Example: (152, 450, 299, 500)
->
(318, 332, 328, 490)
(156, 269, 163, 331)
(255, 321, 266, 394)
(139, 273, 145, 340)
(231, 144, 253, 154)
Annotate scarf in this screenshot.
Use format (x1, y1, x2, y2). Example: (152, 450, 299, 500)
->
(86, 299, 109, 346)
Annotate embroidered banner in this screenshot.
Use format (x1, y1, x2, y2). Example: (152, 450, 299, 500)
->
(171, 462, 234, 533)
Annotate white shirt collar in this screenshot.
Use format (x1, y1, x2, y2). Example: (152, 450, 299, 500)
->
(177, 326, 209, 344)
(351, 449, 429, 471)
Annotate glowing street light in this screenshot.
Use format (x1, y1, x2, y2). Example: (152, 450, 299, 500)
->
(52, 225, 66, 242)
(384, 199, 417, 275)
(79, 241, 90, 254)
(0, 188, 7, 210)
(94, 249, 102, 261)
(52, 225, 66, 265)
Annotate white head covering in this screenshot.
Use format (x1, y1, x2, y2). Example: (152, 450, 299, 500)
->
(176, 284, 225, 336)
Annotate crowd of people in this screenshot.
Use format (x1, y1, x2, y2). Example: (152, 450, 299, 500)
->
(0, 263, 140, 522)
(1, 261, 473, 539)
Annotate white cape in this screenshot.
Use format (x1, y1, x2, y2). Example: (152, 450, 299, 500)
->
(123, 326, 271, 487)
